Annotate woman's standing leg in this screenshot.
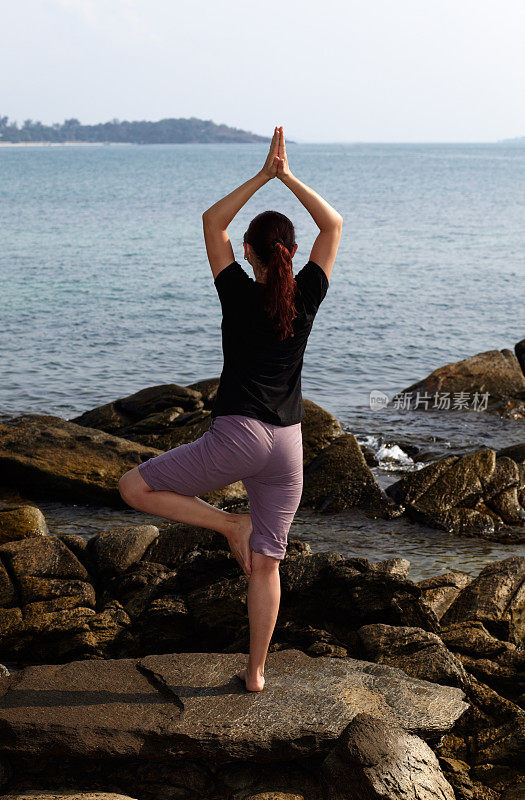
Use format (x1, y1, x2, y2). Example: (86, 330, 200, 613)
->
(236, 552, 281, 691)
(237, 421, 303, 690)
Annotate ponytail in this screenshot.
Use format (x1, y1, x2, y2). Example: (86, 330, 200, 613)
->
(243, 210, 298, 342)
(262, 241, 298, 341)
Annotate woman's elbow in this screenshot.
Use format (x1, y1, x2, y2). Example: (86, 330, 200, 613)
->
(202, 210, 219, 227)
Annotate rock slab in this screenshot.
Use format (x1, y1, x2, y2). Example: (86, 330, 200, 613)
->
(321, 712, 455, 799)
(0, 649, 468, 763)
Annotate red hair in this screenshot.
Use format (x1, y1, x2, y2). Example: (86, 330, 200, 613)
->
(244, 210, 298, 341)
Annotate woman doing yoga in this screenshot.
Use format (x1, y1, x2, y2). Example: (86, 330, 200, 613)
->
(118, 126, 343, 691)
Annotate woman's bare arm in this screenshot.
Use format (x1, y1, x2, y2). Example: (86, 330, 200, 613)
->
(275, 127, 342, 282)
(202, 127, 280, 280)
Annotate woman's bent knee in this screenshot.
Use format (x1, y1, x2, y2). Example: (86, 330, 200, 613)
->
(118, 467, 152, 504)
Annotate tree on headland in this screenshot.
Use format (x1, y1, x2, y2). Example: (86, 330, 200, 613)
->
(0, 116, 270, 144)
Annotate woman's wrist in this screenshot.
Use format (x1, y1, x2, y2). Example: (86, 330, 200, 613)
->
(256, 169, 273, 184)
(278, 171, 295, 187)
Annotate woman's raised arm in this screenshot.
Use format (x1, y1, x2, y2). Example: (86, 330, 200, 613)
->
(202, 127, 281, 280)
(275, 127, 342, 282)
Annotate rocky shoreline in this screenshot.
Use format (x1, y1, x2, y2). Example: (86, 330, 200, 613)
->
(0, 344, 524, 798)
(0, 523, 523, 798)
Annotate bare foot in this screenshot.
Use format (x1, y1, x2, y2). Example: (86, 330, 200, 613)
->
(236, 667, 265, 692)
(226, 513, 253, 578)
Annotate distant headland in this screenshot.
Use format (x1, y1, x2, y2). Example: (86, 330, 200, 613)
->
(0, 116, 271, 144)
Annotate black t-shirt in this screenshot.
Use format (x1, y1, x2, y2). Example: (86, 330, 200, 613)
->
(211, 259, 329, 426)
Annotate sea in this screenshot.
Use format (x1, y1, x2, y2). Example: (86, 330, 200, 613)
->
(1, 141, 524, 580)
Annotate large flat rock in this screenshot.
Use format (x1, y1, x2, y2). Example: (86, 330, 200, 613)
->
(0, 650, 468, 763)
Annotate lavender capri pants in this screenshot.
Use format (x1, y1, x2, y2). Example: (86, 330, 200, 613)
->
(137, 414, 303, 560)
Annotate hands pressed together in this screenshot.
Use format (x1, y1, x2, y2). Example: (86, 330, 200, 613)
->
(261, 125, 291, 181)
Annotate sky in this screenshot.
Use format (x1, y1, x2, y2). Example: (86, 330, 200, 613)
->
(2, 0, 524, 143)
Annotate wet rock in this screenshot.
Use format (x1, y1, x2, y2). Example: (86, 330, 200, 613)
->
(141, 523, 228, 567)
(0, 560, 17, 607)
(0, 505, 49, 545)
(470, 713, 525, 766)
(483, 456, 521, 500)
(359, 443, 378, 467)
(119, 405, 188, 435)
(0, 414, 160, 507)
(407, 449, 495, 513)
(184, 574, 248, 650)
(119, 408, 212, 451)
(57, 534, 95, 574)
(68, 399, 135, 436)
(440, 556, 525, 645)
(373, 557, 411, 579)
(90, 525, 159, 575)
(306, 558, 439, 636)
(70, 383, 204, 433)
(185, 377, 220, 405)
(0, 535, 92, 605)
(439, 621, 516, 660)
(357, 623, 470, 689)
(0, 536, 133, 663)
(0, 650, 468, 762)
(515, 338, 525, 377)
(279, 551, 344, 594)
(387, 450, 525, 540)
(438, 621, 525, 696)
(399, 348, 525, 420)
(0, 608, 24, 645)
(485, 486, 525, 525)
(117, 384, 203, 418)
(440, 505, 500, 537)
(219, 760, 321, 799)
(301, 433, 404, 518)
(271, 620, 349, 659)
(321, 712, 456, 799)
(432, 675, 525, 796)
(300, 398, 345, 465)
(497, 443, 525, 465)
(386, 456, 460, 506)
(136, 593, 193, 652)
(416, 570, 472, 620)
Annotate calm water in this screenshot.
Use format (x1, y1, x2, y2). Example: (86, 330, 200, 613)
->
(1, 142, 524, 580)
